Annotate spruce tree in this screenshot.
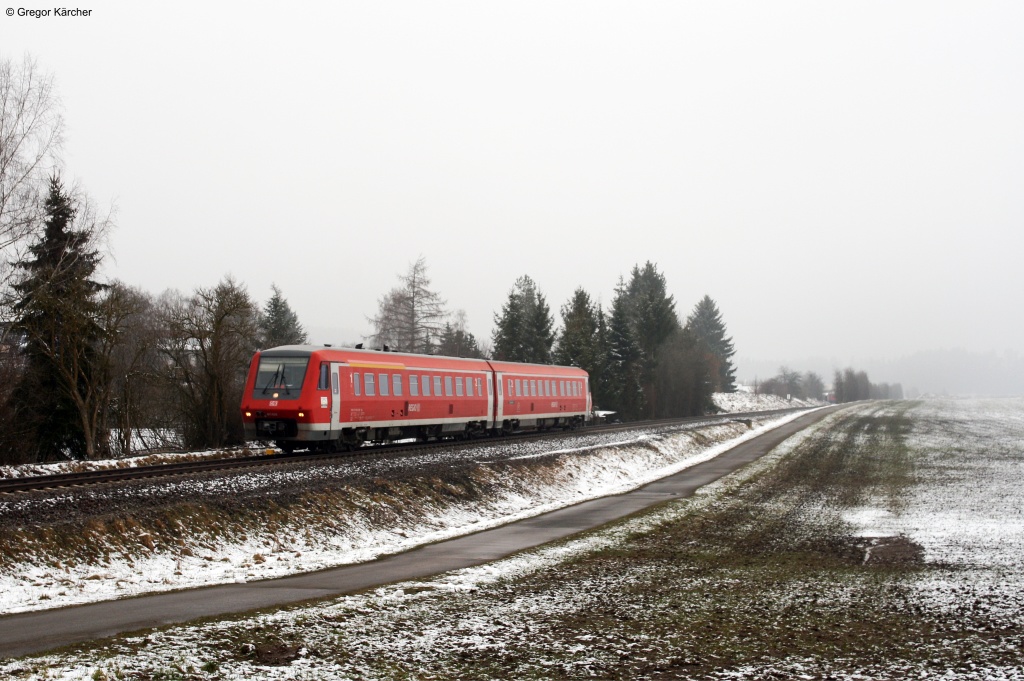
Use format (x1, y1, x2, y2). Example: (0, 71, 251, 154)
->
(436, 322, 484, 358)
(604, 278, 645, 420)
(555, 287, 605, 401)
(685, 295, 737, 392)
(12, 175, 104, 460)
(492, 275, 555, 364)
(261, 284, 307, 348)
(621, 262, 679, 418)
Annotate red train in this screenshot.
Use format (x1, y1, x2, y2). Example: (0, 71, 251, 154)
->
(240, 345, 592, 452)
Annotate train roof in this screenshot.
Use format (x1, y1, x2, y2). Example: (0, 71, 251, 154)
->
(257, 345, 588, 377)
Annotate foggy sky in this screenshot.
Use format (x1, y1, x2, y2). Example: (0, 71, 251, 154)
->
(4, 2, 1022, 393)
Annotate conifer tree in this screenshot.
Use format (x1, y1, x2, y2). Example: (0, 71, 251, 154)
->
(436, 322, 484, 358)
(368, 256, 447, 353)
(492, 275, 555, 364)
(555, 287, 605, 401)
(261, 284, 307, 348)
(621, 262, 679, 417)
(11, 175, 105, 460)
(685, 295, 737, 392)
(604, 278, 645, 420)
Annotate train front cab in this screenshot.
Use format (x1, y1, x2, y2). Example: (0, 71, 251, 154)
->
(241, 347, 322, 451)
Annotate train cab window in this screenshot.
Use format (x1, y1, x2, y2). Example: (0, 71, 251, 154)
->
(252, 356, 309, 400)
(379, 373, 389, 397)
(410, 375, 419, 396)
(318, 363, 330, 390)
(456, 377, 464, 396)
(393, 374, 402, 396)
(444, 376, 453, 396)
(422, 375, 431, 397)
(365, 373, 375, 396)
(466, 377, 473, 397)
(434, 375, 443, 396)
(354, 372, 361, 396)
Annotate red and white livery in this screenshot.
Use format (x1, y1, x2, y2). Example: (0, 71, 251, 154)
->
(241, 346, 591, 452)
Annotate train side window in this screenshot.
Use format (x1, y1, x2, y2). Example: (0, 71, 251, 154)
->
(530, 380, 537, 396)
(379, 373, 389, 397)
(559, 380, 564, 396)
(318, 363, 330, 390)
(365, 373, 375, 396)
(410, 375, 419, 396)
(514, 379, 521, 396)
(434, 375, 443, 396)
(444, 375, 453, 396)
(465, 376, 473, 397)
(456, 377, 464, 396)
(393, 374, 402, 396)
(422, 375, 431, 397)
(575, 381, 580, 396)
(543, 380, 550, 397)
(478, 377, 483, 396)
(354, 372, 361, 396)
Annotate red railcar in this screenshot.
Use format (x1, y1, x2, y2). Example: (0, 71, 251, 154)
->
(240, 346, 590, 452)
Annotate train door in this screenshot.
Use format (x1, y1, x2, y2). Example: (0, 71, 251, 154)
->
(585, 377, 592, 421)
(330, 363, 344, 438)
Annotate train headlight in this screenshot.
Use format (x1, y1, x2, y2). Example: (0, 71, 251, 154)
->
(298, 412, 305, 418)
(244, 411, 252, 418)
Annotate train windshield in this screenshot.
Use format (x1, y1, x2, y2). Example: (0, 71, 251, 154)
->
(252, 356, 309, 400)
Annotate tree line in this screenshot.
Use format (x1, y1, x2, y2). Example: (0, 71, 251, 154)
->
(0, 173, 307, 463)
(755, 366, 903, 403)
(370, 259, 739, 423)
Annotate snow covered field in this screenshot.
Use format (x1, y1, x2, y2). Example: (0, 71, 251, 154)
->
(2, 398, 1020, 679)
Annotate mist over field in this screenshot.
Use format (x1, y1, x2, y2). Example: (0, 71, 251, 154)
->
(741, 349, 1024, 397)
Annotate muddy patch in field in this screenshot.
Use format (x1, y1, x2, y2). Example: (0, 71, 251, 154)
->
(854, 535, 925, 566)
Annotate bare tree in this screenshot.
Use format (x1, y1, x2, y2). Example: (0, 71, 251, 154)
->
(368, 256, 447, 353)
(158, 277, 260, 448)
(0, 55, 64, 270)
(102, 283, 169, 456)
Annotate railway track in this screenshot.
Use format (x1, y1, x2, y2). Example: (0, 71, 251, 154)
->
(0, 407, 811, 495)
